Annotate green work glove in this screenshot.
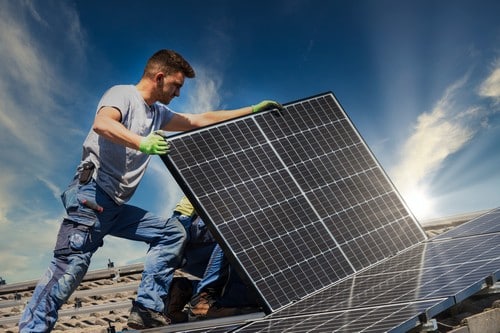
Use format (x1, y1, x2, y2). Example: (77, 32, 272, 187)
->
(251, 100, 285, 113)
(139, 131, 170, 155)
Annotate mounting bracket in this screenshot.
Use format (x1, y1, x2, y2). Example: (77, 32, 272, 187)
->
(479, 275, 500, 295)
(420, 318, 438, 331)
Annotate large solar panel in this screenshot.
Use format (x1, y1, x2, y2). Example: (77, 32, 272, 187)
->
(162, 92, 426, 312)
(158, 92, 500, 332)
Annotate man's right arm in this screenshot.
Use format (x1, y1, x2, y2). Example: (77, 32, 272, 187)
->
(92, 106, 143, 150)
(93, 106, 170, 155)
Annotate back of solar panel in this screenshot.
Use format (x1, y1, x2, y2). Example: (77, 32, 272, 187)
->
(162, 92, 426, 313)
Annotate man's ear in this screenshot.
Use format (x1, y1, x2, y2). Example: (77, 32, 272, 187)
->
(155, 72, 164, 85)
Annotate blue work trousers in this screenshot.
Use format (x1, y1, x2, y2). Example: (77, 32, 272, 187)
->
(195, 244, 227, 293)
(19, 178, 186, 332)
(194, 243, 259, 307)
(176, 213, 260, 308)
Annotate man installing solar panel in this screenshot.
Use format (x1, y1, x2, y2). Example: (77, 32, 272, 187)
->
(163, 195, 261, 323)
(18, 48, 284, 332)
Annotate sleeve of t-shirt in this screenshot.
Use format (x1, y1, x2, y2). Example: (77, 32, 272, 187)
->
(154, 102, 175, 128)
(96, 85, 132, 123)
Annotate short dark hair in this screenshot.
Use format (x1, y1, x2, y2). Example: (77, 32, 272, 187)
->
(143, 49, 195, 79)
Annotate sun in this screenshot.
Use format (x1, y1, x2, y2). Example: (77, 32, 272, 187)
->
(403, 186, 435, 221)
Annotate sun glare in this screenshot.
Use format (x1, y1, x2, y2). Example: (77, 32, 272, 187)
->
(403, 186, 434, 221)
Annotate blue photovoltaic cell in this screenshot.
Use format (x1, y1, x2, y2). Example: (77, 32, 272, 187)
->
(434, 207, 500, 240)
(162, 93, 426, 312)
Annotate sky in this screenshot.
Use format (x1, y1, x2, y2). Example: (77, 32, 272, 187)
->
(0, 0, 499, 284)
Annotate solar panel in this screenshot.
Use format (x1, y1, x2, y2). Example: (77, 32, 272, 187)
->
(216, 229, 499, 332)
(434, 207, 500, 240)
(232, 299, 450, 333)
(266, 233, 500, 319)
(162, 92, 426, 312)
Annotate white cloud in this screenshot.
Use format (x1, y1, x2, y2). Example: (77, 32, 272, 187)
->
(0, 212, 61, 282)
(183, 66, 223, 114)
(390, 64, 500, 220)
(0, 1, 88, 283)
(0, 1, 86, 160)
(36, 176, 63, 200)
(0, 173, 17, 227)
(389, 73, 496, 219)
(88, 237, 148, 272)
(479, 62, 500, 103)
(391, 77, 474, 190)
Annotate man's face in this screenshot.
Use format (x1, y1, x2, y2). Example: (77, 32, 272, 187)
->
(158, 71, 185, 105)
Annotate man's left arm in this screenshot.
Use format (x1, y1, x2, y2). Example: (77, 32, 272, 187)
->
(163, 100, 283, 132)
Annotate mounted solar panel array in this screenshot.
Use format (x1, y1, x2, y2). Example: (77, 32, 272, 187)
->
(232, 299, 451, 333)
(434, 206, 500, 240)
(229, 214, 500, 332)
(162, 92, 426, 312)
(153, 208, 500, 332)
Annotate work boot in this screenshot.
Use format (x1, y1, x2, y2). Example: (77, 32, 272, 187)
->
(188, 289, 217, 320)
(127, 300, 171, 329)
(165, 277, 193, 323)
(189, 289, 260, 320)
(206, 303, 260, 319)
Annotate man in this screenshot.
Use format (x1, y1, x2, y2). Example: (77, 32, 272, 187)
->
(164, 196, 260, 324)
(19, 49, 283, 332)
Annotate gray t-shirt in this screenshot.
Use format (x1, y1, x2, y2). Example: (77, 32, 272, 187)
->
(81, 85, 174, 204)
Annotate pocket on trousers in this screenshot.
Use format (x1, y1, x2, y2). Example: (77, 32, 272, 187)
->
(61, 181, 79, 213)
(54, 219, 92, 255)
(61, 180, 98, 227)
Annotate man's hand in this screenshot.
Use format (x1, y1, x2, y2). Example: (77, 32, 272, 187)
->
(139, 131, 170, 155)
(252, 100, 285, 113)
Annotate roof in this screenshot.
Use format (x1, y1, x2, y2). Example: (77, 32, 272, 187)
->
(1, 210, 499, 333)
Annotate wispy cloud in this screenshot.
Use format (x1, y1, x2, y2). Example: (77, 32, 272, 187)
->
(36, 176, 63, 200)
(0, 211, 60, 281)
(0, 1, 88, 283)
(479, 60, 500, 104)
(183, 67, 222, 114)
(391, 64, 500, 220)
(0, 1, 86, 164)
(392, 76, 474, 187)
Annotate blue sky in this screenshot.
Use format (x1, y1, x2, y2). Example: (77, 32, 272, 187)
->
(1, 0, 499, 284)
